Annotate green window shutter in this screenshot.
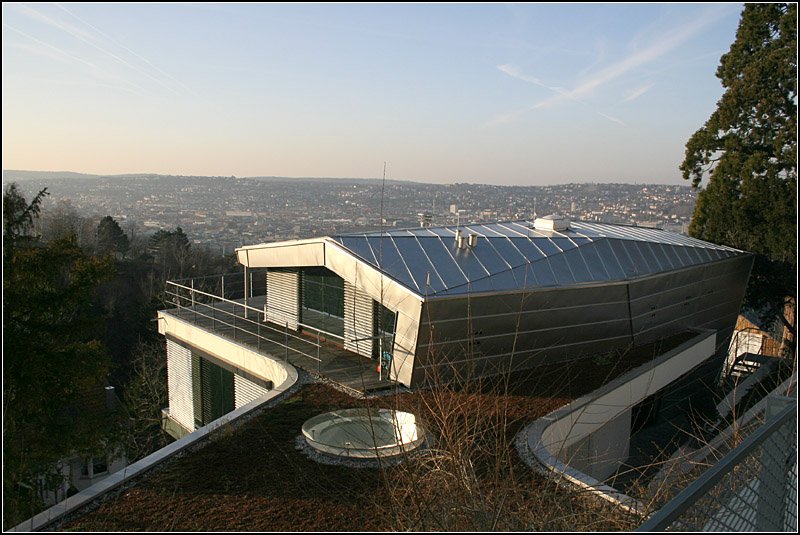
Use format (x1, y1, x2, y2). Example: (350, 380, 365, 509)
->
(194, 355, 236, 426)
(192, 353, 202, 429)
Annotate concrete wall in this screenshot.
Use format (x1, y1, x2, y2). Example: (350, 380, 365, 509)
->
(159, 312, 293, 387)
(534, 330, 716, 482)
(159, 311, 295, 436)
(562, 410, 631, 481)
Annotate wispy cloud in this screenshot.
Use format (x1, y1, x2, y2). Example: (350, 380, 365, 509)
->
(495, 63, 625, 126)
(597, 112, 625, 126)
(533, 9, 726, 110)
(54, 3, 197, 97)
(4, 24, 99, 72)
(15, 4, 186, 97)
(623, 82, 655, 103)
(3, 24, 149, 96)
(497, 63, 573, 100)
(16, 3, 96, 42)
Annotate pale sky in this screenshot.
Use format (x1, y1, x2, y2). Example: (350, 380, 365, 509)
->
(2, 2, 744, 185)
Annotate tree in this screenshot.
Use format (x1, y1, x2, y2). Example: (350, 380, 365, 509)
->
(680, 3, 797, 358)
(3, 185, 118, 527)
(147, 227, 192, 279)
(96, 216, 130, 258)
(2, 183, 48, 258)
(121, 341, 169, 462)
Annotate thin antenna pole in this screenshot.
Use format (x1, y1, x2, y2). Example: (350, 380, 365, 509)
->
(379, 162, 386, 377)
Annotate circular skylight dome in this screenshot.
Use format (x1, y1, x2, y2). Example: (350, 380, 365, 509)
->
(302, 408, 425, 459)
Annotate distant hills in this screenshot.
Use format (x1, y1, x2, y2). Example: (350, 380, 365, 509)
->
(3, 170, 106, 181)
(2, 170, 413, 185)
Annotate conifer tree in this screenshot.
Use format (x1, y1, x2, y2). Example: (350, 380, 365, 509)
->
(96, 215, 130, 257)
(681, 3, 797, 356)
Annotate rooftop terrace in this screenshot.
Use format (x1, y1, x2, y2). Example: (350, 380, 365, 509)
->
(61, 333, 696, 531)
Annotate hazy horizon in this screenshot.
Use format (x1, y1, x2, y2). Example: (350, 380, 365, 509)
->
(1, 168, 699, 188)
(2, 3, 744, 186)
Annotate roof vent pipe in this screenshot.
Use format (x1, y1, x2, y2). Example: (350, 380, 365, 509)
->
(454, 228, 462, 243)
(458, 235, 468, 249)
(468, 234, 478, 248)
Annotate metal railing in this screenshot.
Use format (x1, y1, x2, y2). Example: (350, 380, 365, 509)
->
(638, 396, 797, 532)
(164, 276, 343, 372)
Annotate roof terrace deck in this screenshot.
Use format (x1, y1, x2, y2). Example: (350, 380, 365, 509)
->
(61, 333, 700, 531)
(163, 279, 392, 394)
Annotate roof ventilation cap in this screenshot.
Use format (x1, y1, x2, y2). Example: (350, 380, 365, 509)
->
(534, 214, 570, 231)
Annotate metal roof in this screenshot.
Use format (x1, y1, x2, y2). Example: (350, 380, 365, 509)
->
(330, 220, 745, 297)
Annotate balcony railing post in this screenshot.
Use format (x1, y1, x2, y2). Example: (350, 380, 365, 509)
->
(285, 322, 289, 362)
(221, 275, 225, 300)
(233, 307, 237, 340)
(317, 330, 321, 373)
(243, 266, 248, 320)
(191, 280, 196, 323)
(257, 321, 261, 352)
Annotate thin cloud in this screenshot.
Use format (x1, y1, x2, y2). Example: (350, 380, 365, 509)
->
(623, 83, 655, 103)
(17, 4, 183, 97)
(55, 3, 197, 98)
(533, 8, 728, 109)
(4, 24, 99, 71)
(15, 3, 96, 42)
(496, 63, 624, 126)
(497, 63, 573, 100)
(597, 112, 625, 126)
(3, 24, 149, 96)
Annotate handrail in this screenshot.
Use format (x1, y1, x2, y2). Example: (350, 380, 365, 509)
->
(637, 399, 797, 531)
(296, 321, 346, 342)
(167, 280, 265, 316)
(166, 291, 314, 346)
(164, 287, 324, 364)
(165, 276, 379, 367)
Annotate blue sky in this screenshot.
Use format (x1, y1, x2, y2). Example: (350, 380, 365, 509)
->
(2, 3, 744, 185)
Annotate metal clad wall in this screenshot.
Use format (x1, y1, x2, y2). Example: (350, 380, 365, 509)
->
(266, 268, 299, 330)
(411, 256, 752, 388)
(234, 373, 271, 408)
(413, 284, 632, 385)
(344, 280, 374, 357)
(166, 339, 194, 431)
(629, 257, 753, 353)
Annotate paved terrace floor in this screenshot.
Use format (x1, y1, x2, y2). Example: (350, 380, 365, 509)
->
(162, 295, 393, 394)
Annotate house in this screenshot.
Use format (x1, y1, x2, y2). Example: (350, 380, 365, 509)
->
(725, 313, 783, 378)
(158, 216, 753, 436)
(19, 218, 787, 532)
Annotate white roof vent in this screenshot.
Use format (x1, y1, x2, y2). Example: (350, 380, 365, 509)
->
(534, 214, 570, 231)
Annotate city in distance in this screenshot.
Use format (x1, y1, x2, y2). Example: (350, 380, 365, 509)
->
(4, 170, 696, 256)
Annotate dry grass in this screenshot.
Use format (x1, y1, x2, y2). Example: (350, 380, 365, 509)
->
(62, 334, 697, 531)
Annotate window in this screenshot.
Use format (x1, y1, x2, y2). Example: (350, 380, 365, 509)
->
(374, 302, 397, 358)
(192, 354, 235, 428)
(300, 267, 345, 337)
(81, 457, 109, 479)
